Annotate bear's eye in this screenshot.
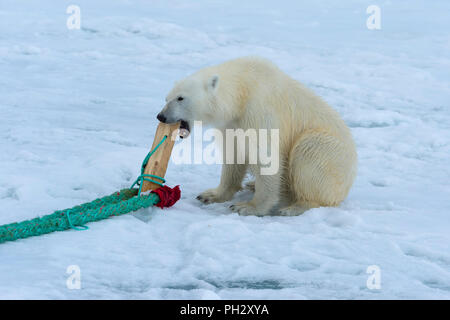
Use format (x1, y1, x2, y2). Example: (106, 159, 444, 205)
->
(177, 96, 184, 101)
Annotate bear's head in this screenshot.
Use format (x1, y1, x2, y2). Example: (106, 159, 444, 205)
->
(157, 72, 220, 138)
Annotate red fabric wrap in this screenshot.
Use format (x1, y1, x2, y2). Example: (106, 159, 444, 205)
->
(151, 185, 181, 209)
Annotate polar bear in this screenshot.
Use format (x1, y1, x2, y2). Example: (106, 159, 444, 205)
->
(157, 57, 357, 216)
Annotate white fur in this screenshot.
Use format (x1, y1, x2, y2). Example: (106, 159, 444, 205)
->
(160, 57, 357, 216)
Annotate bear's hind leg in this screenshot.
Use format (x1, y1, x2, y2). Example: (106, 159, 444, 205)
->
(287, 130, 356, 209)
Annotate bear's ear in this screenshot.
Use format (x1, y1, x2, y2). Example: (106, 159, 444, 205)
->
(207, 75, 219, 92)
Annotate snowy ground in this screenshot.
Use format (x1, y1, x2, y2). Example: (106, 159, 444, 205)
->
(0, 0, 449, 299)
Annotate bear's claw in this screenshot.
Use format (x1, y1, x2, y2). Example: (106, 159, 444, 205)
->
(196, 194, 214, 204)
(230, 202, 261, 216)
(196, 188, 230, 204)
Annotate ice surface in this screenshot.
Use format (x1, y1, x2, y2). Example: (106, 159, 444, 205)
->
(0, 0, 449, 299)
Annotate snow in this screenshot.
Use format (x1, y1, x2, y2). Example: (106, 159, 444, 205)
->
(1, 0, 449, 299)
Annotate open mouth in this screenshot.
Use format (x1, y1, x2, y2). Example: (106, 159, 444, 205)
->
(179, 120, 190, 138)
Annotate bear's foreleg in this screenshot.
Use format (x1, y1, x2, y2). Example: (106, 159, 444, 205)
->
(196, 164, 247, 204)
(230, 166, 281, 216)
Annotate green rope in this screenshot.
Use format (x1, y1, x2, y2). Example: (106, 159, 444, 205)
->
(131, 135, 167, 195)
(66, 209, 89, 230)
(0, 136, 169, 244)
(0, 189, 160, 244)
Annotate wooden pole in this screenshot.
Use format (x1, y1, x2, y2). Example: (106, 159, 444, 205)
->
(141, 122, 180, 192)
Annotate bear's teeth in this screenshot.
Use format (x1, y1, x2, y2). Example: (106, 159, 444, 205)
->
(179, 128, 190, 138)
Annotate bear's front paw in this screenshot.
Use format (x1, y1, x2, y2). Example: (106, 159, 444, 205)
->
(230, 202, 265, 216)
(196, 188, 230, 204)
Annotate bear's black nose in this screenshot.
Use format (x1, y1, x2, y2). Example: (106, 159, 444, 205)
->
(157, 113, 167, 123)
